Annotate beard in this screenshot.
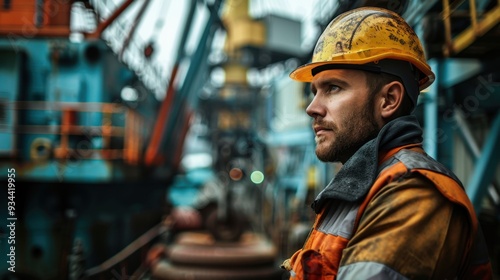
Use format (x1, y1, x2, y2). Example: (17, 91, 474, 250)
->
(314, 101, 380, 163)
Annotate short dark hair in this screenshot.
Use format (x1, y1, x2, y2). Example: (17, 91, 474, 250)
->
(364, 71, 414, 118)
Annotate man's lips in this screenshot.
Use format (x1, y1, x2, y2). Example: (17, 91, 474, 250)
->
(313, 126, 331, 134)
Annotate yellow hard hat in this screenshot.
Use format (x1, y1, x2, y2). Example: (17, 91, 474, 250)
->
(290, 7, 435, 104)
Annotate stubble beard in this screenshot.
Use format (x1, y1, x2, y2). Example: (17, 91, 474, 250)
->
(314, 104, 380, 163)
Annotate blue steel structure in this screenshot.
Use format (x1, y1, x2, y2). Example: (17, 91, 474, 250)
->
(0, 39, 158, 181)
(415, 1, 500, 269)
(0, 0, 224, 279)
(1, 0, 500, 278)
(419, 0, 500, 215)
(0, 21, 163, 280)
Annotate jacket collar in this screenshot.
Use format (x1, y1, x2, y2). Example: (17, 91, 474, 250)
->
(312, 115, 423, 213)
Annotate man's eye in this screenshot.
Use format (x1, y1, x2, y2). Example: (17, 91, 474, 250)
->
(328, 85, 340, 92)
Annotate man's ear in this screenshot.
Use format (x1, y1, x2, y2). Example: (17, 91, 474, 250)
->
(379, 81, 404, 120)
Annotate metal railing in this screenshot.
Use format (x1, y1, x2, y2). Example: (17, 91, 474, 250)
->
(442, 0, 500, 55)
(1, 101, 148, 165)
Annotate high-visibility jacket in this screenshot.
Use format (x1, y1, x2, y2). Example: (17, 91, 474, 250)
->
(282, 147, 492, 279)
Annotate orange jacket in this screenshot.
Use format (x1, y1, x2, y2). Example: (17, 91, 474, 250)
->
(283, 147, 492, 279)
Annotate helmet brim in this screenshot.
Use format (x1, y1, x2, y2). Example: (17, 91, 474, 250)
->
(289, 51, 435, 91)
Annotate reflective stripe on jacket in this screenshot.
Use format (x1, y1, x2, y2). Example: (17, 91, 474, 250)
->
(284, 148, 492, 279)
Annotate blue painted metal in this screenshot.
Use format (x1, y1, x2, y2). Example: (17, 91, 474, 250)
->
(145, 0, 198, 165)
(0, 49, 21, 155)
(454, 109, 482, 158)
(162, 0, 224, 159)
(440, 59, 483, 88)
(467, 112, 500, 213)
(0, 38, 164, 278)
(423, 59, 440, 159)
(175, 0, 198, 62)
(405, 0, 440, 25)
(168, 168, 215, 207)
(0, 2, 223, 279)
(0, 38, 157, 182)
(454, 108, 500, 205)
(438, 88, 456, 170)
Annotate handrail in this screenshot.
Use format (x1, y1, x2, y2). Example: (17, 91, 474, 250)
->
(1, 101, 147, 164)
(11, 101, 126, 112)
(84, 223, 168, 279)
(442, 0, 500, 55)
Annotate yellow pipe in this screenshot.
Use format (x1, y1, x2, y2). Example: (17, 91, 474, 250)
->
(451, 4, 500, 54)
(470, 0, 478, 31)
(442, 0, 453, 56)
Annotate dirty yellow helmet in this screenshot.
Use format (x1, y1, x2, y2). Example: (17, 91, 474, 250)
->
(290, 7, 435, 106)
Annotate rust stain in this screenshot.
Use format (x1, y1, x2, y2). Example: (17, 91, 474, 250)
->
(311, 8, 426, 62)
(335, 42, 343, 53)
(389, 33, 399, 42)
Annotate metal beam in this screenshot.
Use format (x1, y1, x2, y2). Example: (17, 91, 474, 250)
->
(423, 59, 440, 159)
(119, 0, 152, 61)
(144, 0, 198, 166)
(86, 0, 135, 39)
(449, 4, 500, 55)
(467, 111, 500, 213)
(163, 0, 224, 164)
(405, 0, 440, 25)
(454, 108, 482, 157)
(440, 59, 483, 89)
(454, 108, 500, 206)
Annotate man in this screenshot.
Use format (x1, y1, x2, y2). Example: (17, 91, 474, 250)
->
(281, 7, 493, 279)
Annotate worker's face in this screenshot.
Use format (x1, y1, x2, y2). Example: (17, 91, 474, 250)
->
(307, 69, 380, 163)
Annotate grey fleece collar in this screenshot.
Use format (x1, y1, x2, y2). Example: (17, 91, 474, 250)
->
(312, 115, 423, 213)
